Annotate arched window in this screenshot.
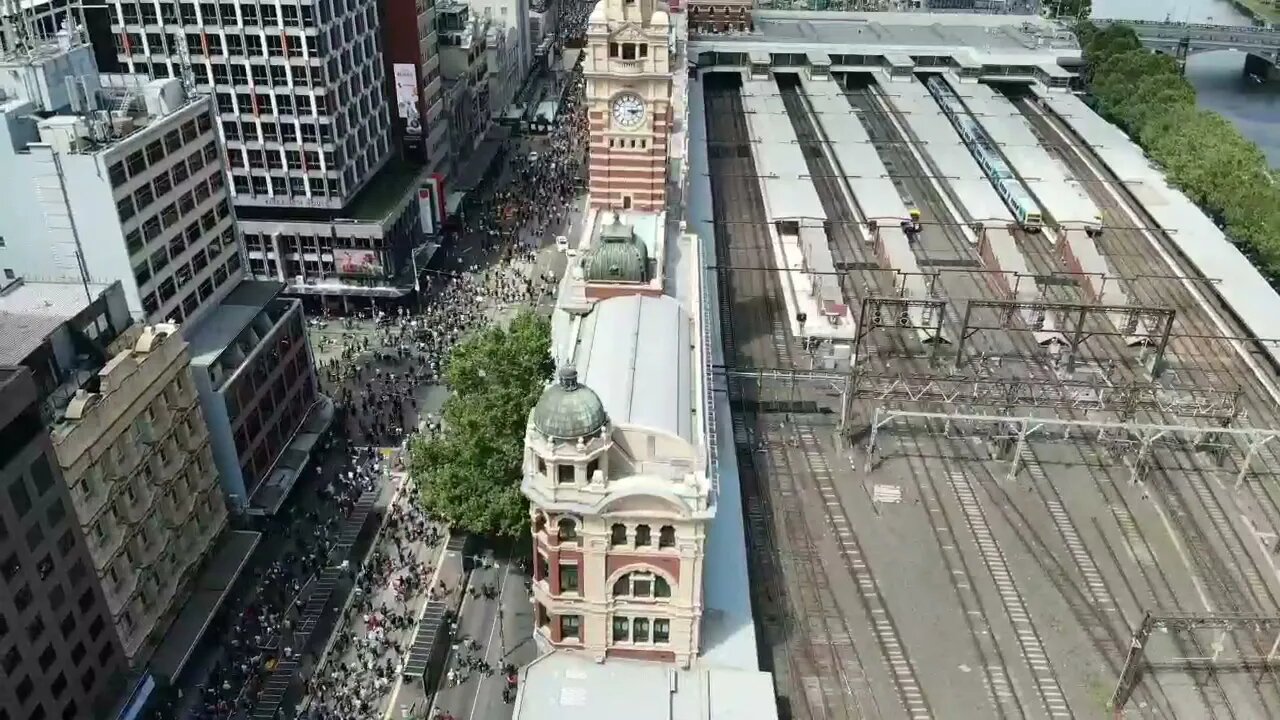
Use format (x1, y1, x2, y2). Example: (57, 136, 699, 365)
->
(634, 524, 651, 547)
(658, 525, 675, 548)
(533, 513, 547, 534)
(610, 523, 627, 546)
(557, 518, 578, 542)
(612, 571, 672, 599)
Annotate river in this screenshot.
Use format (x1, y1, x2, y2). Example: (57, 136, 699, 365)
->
(1092, 0, 1280, 165)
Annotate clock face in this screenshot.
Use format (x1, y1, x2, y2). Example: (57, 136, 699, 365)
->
(611, 93, 646, 129)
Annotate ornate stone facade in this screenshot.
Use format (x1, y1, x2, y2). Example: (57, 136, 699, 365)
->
(521, 368, 710, 668)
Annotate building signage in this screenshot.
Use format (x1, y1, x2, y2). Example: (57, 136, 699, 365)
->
(394, 63, 422, 140)
(418, 174, 445, 235)
(334, 249, 384, 277)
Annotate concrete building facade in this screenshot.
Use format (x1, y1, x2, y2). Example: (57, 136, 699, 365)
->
(0, 41, 243, 329)
(187, 281, 325, 514)
(104, 0, 434, 304)
(584, 0, 673, 212)
(380, 0, 450, 173)
(0, 367, 127, 720)
(439, 0, 493, 165)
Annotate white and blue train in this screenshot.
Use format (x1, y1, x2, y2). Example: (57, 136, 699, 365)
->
(925, 75, 1043, 232)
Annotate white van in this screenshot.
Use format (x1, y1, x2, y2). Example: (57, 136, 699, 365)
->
(555, 235, 570, 253)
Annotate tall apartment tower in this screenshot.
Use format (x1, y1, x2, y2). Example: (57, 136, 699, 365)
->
(583, 0, 672, 213)
(107, 0, 431, 306)
(107, 0, 391, 211)
(0, 367, 126, 720)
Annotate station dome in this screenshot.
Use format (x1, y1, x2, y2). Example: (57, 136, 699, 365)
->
(532, 366, 608, 441)
(584, 215, 649, 283)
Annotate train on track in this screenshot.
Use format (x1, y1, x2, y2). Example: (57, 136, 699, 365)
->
(925, 75, 1044, 232)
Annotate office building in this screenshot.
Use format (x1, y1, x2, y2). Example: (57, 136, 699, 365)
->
(0, 367, 126, 720)
(381, 0, 450, 173)
(187, 280, 328, 515)
(439, 0, 493, 165)
(106, 0, 434, 306)
(470, 0, 533, 113)
(0, 37, 243, 329)
(0, 278, 249, 680)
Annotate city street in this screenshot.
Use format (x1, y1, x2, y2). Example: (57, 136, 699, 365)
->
(397, 552, 536, 720)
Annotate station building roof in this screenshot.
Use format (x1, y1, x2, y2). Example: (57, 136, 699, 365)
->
(954, 78, 1100, 227)
(800, 75, 910, 223)
(691, 11, 1082, 66)
(512, 653, 779, 720)
(570, 293, 695, 444)
(741, 78, 827, 224)
(882, 79, 1013, 226)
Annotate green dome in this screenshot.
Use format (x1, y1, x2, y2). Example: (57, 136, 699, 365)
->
(532, 366, 608, 440)
(585, 219, 649, 283)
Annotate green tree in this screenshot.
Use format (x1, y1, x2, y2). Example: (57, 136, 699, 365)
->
(1076, 21, 1280, 284)
(410, 310, 554, 538)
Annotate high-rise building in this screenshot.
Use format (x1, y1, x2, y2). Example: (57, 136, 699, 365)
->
(583, 0, 673, 212)
(381, 0, 450, 173)
(0, 38, 244, 329)
(0, 279, 238, 673)
(0, 366, 126, 720)
(105, 0, 433, 308)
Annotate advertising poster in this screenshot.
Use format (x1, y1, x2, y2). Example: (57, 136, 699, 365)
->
(334, 249, 384, 277)
(393, 63, 422, 139)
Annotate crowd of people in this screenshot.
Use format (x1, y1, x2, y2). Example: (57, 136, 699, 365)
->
(298, 482, 441, 720)
(311, 48, 589, 449)
(159, 3, 598, 718)
(167, 448, 385, 720)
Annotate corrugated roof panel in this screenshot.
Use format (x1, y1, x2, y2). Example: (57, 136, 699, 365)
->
(956, 80, 1102, 227)
(802, 76, 910, 222)
(742, 79, 827, 223)
(884, 80, 1014, 226)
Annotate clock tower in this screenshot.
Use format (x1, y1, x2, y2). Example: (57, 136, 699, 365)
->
(583, 0, 673, 213)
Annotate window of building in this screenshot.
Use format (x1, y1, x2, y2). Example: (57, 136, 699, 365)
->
(634, 524, 651, 547)
(51, 672, 66, 696)
(77, 589, 94, 613)
(558, 563, 579, 593)
(556, 518, 577, 542)
(632, 617, 650, 642)
(659, 525, 675, 548)
(59, 613, 74, 638)
(37, 645, 55, 671)
(556, 464, 575, 485)
(559, 615, 580, 640)
(610, 523, 626, 546)
(49, 584, 65, 612)
(586, 459, 599, 481)
(2, 646, 20, 674)
(612, 616, 630, 642)
(61, 700, 78, 720)
(88, 615, 104, 641)
(16, 675, 33, 702)
(70, 641, 85, 666)
(613, 571, 671, 599)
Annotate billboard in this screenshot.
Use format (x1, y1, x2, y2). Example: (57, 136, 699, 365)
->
(393, 63, 422, 140)
(334, 249, 384, 277)
(418, 174, 445, 235)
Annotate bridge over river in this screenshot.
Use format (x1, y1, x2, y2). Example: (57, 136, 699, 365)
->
(1095, 18, 1280, 65)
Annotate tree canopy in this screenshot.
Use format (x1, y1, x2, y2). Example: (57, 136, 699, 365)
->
(1075, 22, 1280, 279)
(410, 309, 554, 538)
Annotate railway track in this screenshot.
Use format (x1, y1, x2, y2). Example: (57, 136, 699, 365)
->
(1012, 91, 1280, 716)
(706, 78, 885, 720)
